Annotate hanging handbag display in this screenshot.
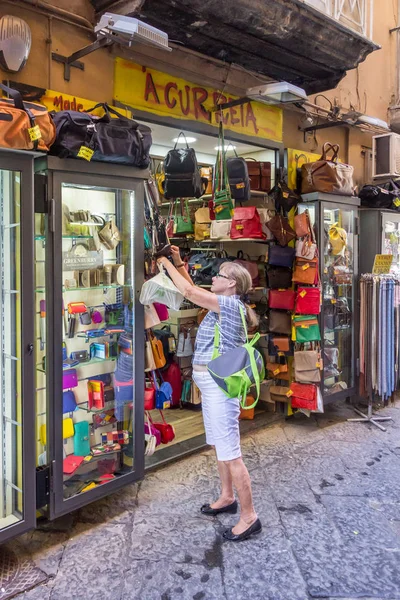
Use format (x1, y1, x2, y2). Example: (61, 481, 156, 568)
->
(295, 238, 317, 260)
(245, 159, 271, 192)
(152, 411, 176, 444)
(269, 173, 300, 213)
(0, 83, 56, 151)
(194, 206, 212, 241)
(294, 350, 321, 384)
(174, 199, 194, 236)
(163, 361, 182, 407)
(51, 103, 151, 167)
(266, 266, 293, 289)
(293, 315, 321, 342)
(268, 246, 296, 269)
(295, 287, 321, 315)
(213, 122, 234, 220)
(163, 132, 204, 199)
(266, 214, 296, 247)
(144, 380, 156, 411)
(234, 251, 260, 287)
(301, 142, 354, 196)
(227, 152, 251, 202)
(148, 330, 167, 369)
(292, 257, 318, 285)
(289, 382, 318, 410)
(269, 310, 292, 334)
(268, 289, 296, 311)
(210, 219, 232, 240)
(294, 211, 311, 238)
(270, 385, 291, 403)
(230, 206, 265, 240)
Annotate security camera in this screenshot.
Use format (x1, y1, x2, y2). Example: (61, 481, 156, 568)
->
(95, 13, 171, 52)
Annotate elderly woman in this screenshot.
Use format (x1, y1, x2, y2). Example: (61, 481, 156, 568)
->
(157, 247, 261, 542)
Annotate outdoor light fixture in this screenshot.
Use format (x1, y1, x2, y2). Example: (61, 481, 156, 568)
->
(246, 82, 308, 105)
(0, 15, 31, 73)
(52, 13, 171, 82)
(173, 136, 197, 143)
(357, 115, 390, 130)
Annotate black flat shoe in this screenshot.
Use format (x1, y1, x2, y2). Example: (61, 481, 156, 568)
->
(155, 244, 171, 259)
(222, 518, 262, 541)
(200, 500, 238, 516)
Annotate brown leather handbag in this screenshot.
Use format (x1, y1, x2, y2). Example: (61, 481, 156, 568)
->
(266, 214, 296, 247)
(301, 143, 354, 196)
(292, 257, 318, 285)
(270, 385, 291, 403)
(269, 310, 292, 334)
(245, 159, 271, 192)
(200, 167, 213, 195)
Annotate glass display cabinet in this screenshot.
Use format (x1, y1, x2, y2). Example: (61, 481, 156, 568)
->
(360, 209, 400, 274)
(34, 157, 145, 519)
(298, 193, 360, 404)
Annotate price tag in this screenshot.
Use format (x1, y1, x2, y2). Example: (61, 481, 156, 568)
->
(331, 298, 337, 304)
(236, 224, 244, 230)
(249, 303, 256, 309)
(283, 191, 289, 198)
(278, 352, 285, 357)
(372, 254, 393, 274)
(236, 182, 245, 189)
(215, 205, 223, 214)
(302, 263, 310, 271)
(173, 223, 177, 234)
(316, 362, 321, 369)
(300, 325, 309, 329)
(299, 290, 307, 298)
(273, 368, 280, 376)
(278, 288, 286, 291)
(286, 389, 293, 397)
(77, 146, 94, 161)
(324, 267, 328, 274)
(203, 231, 210, 237)
(194, 264, 202, 269)
(28, 125, 42, 142)
(394, 199, 400, 207)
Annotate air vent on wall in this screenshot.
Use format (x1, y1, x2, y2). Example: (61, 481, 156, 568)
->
(372, 133, 400, 179)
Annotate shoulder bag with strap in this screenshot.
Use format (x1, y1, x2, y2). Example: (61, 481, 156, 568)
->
(213, 120, 234, 220)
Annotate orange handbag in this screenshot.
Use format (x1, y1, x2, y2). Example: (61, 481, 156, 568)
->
(239, 394, 255, 420)
(149, 331, 166, 369)
(266, 362, 289, 380)
(292, 257, 318, 285)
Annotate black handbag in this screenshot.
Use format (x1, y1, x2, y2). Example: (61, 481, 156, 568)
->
(269, 169, 300, 213)
(163, 132, 204, 199)
(266, 267, 293, 289)
(227, 153, 250, 202)
(359, 182, 400, 210)
(50, 103, 152, 167)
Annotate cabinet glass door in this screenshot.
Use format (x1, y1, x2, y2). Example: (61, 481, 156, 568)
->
(382, 214, 400, 273)
(53, 178, 142, 506)
(0, 159, 35, 539)
(321, 203, 356, 397)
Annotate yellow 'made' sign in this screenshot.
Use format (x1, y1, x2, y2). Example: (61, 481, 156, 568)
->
(114, 58, 283, 142)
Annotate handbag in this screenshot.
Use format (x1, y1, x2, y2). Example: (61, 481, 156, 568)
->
(294, 350, 321, 383)
(230, 206, 265, 240)
(289, 382, 318, 410)
(163, 361, 182, 407)
(63, 455, 84, 475)
(295, 287, 321, 315)
(270, 385, 291, 403)
(174, 199, 194, 236)
(268, 246, 295, 269)
(87, 379, 105, 410)
(63, 369, 78, 390)
(294, 211, 311, 238)
(144, 413, 157, 457)
(267, 362, 289, 380)
(210, 219, 232, 240)
(239, 394, 255, 420)
(152, 411, 176, 444)
(258, 208, 276, 240)
(99, 219, 120, 250)
(227, 152, 251, 202)
(144, 412, 162, 446)
(200, 167, 213, 195)
(0, 83, 56, 151)
(63, 390, 77, 413)
(269, 310, 292, 334)
(153, 302, 169, 322)
(245, 159, 271, 192)
(194, 206, 212, 241)
(329, 223, 347, 255)
(144, 381, 156, 411)
(269, 336, 292, 356)
(213, 123, 234, 220)
(295, 238, 317, 260)
(51, 103, 151, 167)
(63, 417, 74, 439)
(269, 175, 300, 213)
(301, 142, 354, 196)
(145, 340, 157, 372)
(154, 373, 173, 410)
(359, 182, 400, 210)
(293, 315, 321, 342)
(268, 289, 295, 311)
(267, 266, 293, 289)
(266, 214, 295, 246)
(176, 328, 194, 358)
(234, 251, 260, 287)
(163, 132, 204, 199)
(292, 257, 318, 285)
(73, 421, 91, 456)
(149, 330, 167, 369)
(144, 304, 161, 329)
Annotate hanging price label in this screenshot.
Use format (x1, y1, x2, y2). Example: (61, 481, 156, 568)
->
(203, 231, 210, 237)
(273, 368, 280, 376)
(77, 146, 94, 161)
(302, 263, 310, 271)
(236, 224, 244, 230)
(282, 191, 289, 198)
(278, 352, 285, 357)
(394, 199, 400, 207)
(236, 182, 245, 189)
(299, 290, 307, 298)
(286, 389, 293, 397)
(300, 325, 309, 329)
(194, 264, 202, 269)
(28, 125, 42, 142)
(215, 205, 224, 213)
(331, 298, 337, 304)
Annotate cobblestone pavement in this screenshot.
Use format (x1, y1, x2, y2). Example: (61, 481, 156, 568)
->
(9, 401, 400, 600)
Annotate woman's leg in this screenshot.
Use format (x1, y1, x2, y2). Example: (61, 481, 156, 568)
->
(210, 453, 235, 509)
(226, 457, 258, 534)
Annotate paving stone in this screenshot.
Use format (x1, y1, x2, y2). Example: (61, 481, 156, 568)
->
(76, 483, 139, 524)
(121, 559, 225, 600)
(16, 530, 68, 577)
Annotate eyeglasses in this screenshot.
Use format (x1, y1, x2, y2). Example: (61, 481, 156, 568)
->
(215, 273, 231, 280)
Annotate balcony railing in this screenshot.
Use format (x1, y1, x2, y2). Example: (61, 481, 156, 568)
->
(303, 0, 373, 39)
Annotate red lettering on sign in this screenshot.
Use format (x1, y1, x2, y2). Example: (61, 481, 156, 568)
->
(165, 82, 177, 109)
(245, 102, 259, 134)
(53, 95, 83, 112)
(192, 87, 211, 122)
(229, 100, 240, 126)
(178, 85, 190, 116)
(144, 72, 160, 104)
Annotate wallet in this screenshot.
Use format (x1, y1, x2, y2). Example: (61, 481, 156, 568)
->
(88, 379, 105, 410)
(63, 455, 84, 474)
(92, 409, 117, 429)
(79, 311, 92, 325)
(70, 350, 89, 363)
(63, 369, 78, 390)
(63, 417, 74, 439)
(73, 421, 90, 456)
(68, 302, 87, 314)
(63, 390, 77, 413)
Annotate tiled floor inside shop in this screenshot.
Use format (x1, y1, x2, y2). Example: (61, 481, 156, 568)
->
(5, 398, 400, 600)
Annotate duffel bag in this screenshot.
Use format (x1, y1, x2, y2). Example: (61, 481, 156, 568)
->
(50, 103, 151, 167)
(0, 83, 55, 151)
(359, 181, 400, 210)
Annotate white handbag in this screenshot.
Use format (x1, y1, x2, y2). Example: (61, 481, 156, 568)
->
(257, 209, 275, 240)
(210, 219, 232, 240)
(176, 329, 194, 357)
(295, 238, 317, 260)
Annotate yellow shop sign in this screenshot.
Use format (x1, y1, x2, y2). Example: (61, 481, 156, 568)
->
(114, 58, 283, 142)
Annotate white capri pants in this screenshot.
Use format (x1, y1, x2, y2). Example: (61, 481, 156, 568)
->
(192, 370, 241, 462)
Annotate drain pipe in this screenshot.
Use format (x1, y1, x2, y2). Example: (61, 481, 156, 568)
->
(2, 0, 93, 32)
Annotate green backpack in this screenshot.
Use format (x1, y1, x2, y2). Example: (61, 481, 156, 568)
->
(207, 307, 265, 409)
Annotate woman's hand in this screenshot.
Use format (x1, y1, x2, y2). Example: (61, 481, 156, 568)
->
(170, 245, 182, 266)
(157, 256, 168, 266)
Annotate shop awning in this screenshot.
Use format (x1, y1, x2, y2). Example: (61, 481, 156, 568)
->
(91, 0, 379, 94)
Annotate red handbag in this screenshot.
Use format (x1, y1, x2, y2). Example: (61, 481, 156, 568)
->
(144, 382, 156, 411)
(208, 199, 216, 221)
(268, 289, 295, 310)
(295, 287, 321, 315)
(289, 382, 318, 410)
(230, 206, 265, 240)
(163, 361, 182, 407)
(152, 410, 175, 444)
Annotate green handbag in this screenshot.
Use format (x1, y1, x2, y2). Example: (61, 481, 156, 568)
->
(293, 315, 321, 343)
(213, 122, 234, 221)
(174, 199, 194, 235)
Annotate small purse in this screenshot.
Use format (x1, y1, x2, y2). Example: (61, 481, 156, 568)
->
(292, 257, 318, 285)
(73, 421, 91, 456)
(174, 199, 194, 235)
(63, 390, 77, 413)
(145, 339, 157, 372)
(99, 219, 120, 250)
(289, 382, 318, 410)
(295, 238, 317, 260)
(239, 394, 255, 420)
(63, 455, 84, 474)
(194, 207, 211, 241)
(210, 219, 232, 240)
(294, 350, 321, 384)
(152, 410, 175, 444)
(267, 267, 293, 289)
(270, 336, 291, 353)
(270, 385, 291, 403)
(294, 211, 310, 238)
(144, 382, 156, 411)
(295, 287, 321, 315)
(63, 369, 78, 390)
(293, 315, 321, 342)
(268, 246, 295, 269)
(269, 289, 295, 311)
(87, 379, 105, 410)
(266, 214, 296, 246)
(269, 310, 292, 334)
(144, 303, 161, 330)
(267, 362, 289, 380)
(63, 417, 74, 439)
